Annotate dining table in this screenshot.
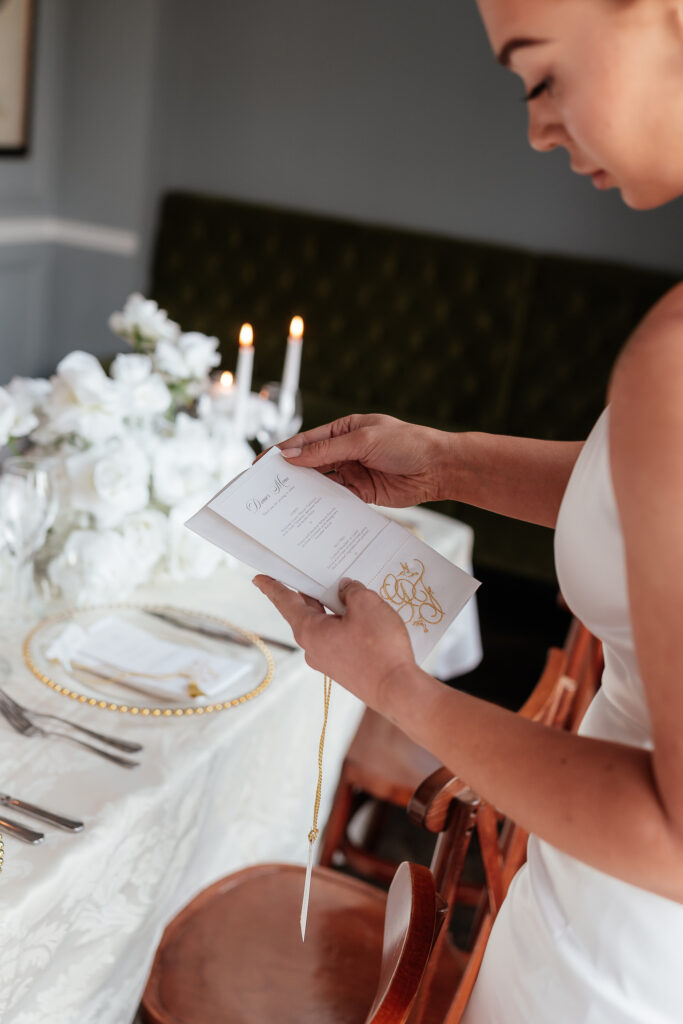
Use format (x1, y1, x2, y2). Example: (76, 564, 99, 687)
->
(0, 504, 480, 1024)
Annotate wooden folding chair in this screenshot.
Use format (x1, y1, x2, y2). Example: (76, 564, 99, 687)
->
(402, 646, 577, 1024)
(140, 759, 493, 1024)
(320, 619, 600, 884)
(407, 625, 603, 1023)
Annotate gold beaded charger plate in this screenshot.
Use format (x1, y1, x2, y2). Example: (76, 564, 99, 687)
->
(23, 604, 275, 718)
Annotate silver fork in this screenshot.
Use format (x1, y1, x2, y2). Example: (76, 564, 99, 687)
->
(0, 688, 142, 754)
(0, 702, 140, 769)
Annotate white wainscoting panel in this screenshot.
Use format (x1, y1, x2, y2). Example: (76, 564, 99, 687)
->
(0, 218, 139, 255)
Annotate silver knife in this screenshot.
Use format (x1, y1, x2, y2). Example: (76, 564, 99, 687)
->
(0, 814, 44, 844)
(145, 609, 298, 652)
(0, 793, 83, 832)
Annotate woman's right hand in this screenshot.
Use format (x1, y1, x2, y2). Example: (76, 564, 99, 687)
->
(278, 413, 453, 507)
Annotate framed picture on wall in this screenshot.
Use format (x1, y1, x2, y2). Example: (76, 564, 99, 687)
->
(0, 0, 35, 155)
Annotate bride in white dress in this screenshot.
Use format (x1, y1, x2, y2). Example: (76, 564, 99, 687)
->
(254, 1, 683, 1019)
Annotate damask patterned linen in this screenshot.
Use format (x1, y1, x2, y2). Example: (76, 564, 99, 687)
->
(0, 506, 477, 1024)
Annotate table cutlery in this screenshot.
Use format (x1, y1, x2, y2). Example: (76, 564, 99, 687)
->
(0, 793, 83, 832)
(0, 814, 44, 844)
(0, 688, 143, 754)
(0, 702, 140, 769)
(144, 608, 298, 652)
(70, 661, 182, 704)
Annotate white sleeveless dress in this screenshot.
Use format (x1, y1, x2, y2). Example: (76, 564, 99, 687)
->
(462, 407, 683, 1023)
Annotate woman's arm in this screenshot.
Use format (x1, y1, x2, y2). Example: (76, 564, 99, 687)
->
(256, 294, 683, 903)
(386, 666, 683, 901)
(444, 431, 583, 528)
(255, 575, 683, 904)
(279, 416, 583, 528)
(396, 302, 683, 901)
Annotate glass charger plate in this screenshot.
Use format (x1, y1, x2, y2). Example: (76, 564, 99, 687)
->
(23, 603, 275, 718)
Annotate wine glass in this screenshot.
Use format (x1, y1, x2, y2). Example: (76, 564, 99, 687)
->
(0, 456, 58, 622)
(255, 382, 303, 450)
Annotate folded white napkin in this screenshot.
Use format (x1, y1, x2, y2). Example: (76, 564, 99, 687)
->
(46, 614, 252, 701)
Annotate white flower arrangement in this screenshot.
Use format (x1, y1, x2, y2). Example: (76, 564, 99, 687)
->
(2, 294, 255, 607)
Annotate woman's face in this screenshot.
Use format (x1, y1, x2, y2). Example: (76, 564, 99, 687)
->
(476, 0, 683, 209)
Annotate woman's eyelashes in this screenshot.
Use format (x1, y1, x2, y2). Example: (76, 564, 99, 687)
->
(524, 78, 552, 103)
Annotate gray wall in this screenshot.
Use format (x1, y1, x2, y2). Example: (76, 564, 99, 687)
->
(0, 0, 63, 382)
(1, 0, 682, 385)
(0, 0, 64, 217)
(0, 0, 161, 382)
(145, 0, 683, 275)
(50, 0, 161, 367)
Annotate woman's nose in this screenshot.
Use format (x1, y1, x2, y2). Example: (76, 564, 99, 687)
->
(527, 109, 567, 153)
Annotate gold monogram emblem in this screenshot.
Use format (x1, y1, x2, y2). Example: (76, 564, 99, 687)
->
(380, 559, 445, 633)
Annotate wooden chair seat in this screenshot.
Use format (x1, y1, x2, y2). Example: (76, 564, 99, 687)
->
(141, 862, 443, 1024)
(344, 711, 442, 806)
(142, 630, 603, 1024)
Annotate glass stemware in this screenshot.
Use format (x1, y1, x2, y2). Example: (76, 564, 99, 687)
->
(0, 456, 58, 622)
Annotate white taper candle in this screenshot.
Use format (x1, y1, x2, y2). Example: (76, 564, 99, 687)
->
(279, 315, 304, 422)
(234, 323, 254, 436)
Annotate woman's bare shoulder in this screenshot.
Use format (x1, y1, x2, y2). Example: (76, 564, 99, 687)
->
(609, 281, 683, 404)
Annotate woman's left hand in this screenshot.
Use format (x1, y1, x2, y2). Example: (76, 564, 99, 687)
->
(252, 575, 417, 710)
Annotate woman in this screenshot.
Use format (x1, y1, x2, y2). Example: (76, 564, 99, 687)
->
(254, 1, 683, 1019)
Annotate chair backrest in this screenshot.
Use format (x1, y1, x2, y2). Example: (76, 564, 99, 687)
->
(366, 861, 441, 1024)
(405, 639, 583, 1024)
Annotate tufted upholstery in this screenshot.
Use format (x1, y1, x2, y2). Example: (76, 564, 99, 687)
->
(150, 191, 675, 582)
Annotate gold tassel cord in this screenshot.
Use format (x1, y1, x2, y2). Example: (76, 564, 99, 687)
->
(300, 674, 332, 940)
(308, 674, 333, 844)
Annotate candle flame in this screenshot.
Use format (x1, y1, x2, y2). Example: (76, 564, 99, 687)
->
(239, 323, 254, 347)
(289, 316, 304, 340)
(220, 370, 234, 387)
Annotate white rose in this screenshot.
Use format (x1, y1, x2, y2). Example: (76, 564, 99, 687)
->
(152, 413, 217, 507)
(47, 529, 138, 606)
(119, 508, 168, 580)
(178, 332, 222, 378)
(66, 439, 150, 528)
(5, 376, 51, 438)
(166, 492, 225, 581)
(0, 380, 54, 444)
(35, 351, 125, 445)
(0, 388, 22, 445)
(154, 331, 220, 381)
(109, 353, 171, 420)
(108, 292, 180, 349)
(151, 339, 188, 380)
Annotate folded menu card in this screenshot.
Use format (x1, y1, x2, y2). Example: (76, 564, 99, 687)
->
(46, 615, 252, 702)
(186, 447, 479, 664)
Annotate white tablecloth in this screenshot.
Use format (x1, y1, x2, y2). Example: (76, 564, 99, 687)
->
(0, 506, 479, 1024)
